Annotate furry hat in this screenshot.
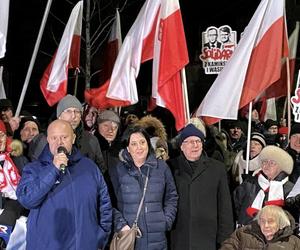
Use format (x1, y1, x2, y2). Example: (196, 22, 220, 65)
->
(259, 145, 293, 175)
(189, 117, 206, 137)
(251, 132, 266, 148)
(136, 115, 167, 141)
(56, 95, 83, 117)
(179, 123, 205, 145)
(97, 110, 120, 125)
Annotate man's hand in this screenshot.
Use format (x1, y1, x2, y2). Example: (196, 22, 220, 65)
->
(53, 152, 68, 170)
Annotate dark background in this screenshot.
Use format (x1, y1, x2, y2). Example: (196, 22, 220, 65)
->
(1, 0, 300, 130)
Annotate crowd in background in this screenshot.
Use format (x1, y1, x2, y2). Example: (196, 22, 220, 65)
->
(1, 96, 300, 249)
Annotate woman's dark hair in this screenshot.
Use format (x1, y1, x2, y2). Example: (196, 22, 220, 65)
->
(124, 125, 154, 155)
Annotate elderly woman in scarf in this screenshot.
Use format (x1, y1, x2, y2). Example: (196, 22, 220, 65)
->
(234, 145, 294, 226)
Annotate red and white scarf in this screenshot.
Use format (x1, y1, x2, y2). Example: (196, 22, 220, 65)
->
(246, 172, 288, 217)
(0, 153, 21, 200)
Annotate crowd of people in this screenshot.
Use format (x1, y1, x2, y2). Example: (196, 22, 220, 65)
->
(1, 96, 300, 249)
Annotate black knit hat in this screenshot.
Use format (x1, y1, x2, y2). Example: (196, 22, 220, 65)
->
(264, 119, 278, 130)
(179, 124, 205, 145)
(290, 123, 300, 136)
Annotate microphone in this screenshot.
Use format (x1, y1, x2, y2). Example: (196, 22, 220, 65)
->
(57, 146, 68, 174)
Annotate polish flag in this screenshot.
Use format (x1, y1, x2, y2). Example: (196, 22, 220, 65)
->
(85, 0, 188, 130)
(100, 9, 122, 84)
(0, 0, 9, 58)
(40, 1, 83, 106)
(259, 22, 299, 121)
(196, 0, 288, 125)
(85, 1, 160, 109)
(151, 0, 189, 130)
(264, 21, 299, 100)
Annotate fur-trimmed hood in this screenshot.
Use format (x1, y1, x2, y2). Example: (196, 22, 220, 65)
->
(136, 115, 167, 141)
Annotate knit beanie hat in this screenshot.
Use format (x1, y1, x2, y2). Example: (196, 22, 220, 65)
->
(0, 99, 13, 109)
(264, 119, 278, 130)
(179, 123, 205, 145)
(290, 123, 300, 137)
(97, 110, 120, 125)
(259, 145, 293, 175)
(251, 132, 266, 148)
(56, 95, 83, 118)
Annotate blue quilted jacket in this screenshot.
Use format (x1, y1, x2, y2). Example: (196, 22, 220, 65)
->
(16, 145, 112, 250)
(109, 150, 178, 250)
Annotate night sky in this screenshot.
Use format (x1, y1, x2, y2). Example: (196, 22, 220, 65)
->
(2, 0, 300, 123)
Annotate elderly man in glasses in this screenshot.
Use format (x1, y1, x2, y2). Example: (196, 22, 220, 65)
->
(168, 123, 234, 250)
(56, 95, 105, 173)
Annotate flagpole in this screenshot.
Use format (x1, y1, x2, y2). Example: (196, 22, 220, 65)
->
(15, 0, 53, 116)
(245, 101, 253, 175)
(73, 67, 80, 96)
(181, 67, 190, 124)
(286, 57, 292, 140)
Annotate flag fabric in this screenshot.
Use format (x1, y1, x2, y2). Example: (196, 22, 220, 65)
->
(196, 0, 288, 125)
(0, 67, 7, 99)
(40, 1, 83, 106)
(100, 9, 122, 84)
(259, 21, 299, 121)
(85, 1, 161, 109)
(151, 0, 189, 130)
(264, 21, 299, 99)
(85, 0, 189, 130)
(0, 0, 9, 58)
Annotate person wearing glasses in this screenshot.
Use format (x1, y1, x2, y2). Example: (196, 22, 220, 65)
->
(234, 145, 294, 227)
(168, 124, 234, 250)
(56, 95, 105, 173)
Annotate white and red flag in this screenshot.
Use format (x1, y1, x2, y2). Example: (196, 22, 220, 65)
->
(85, 1, 161, 109)
(40, 1, 83, 106)
(85, 0, 188, 130)
(259, 22, 299, 121)
(151, 0, 189, 130)
(100, 9, 122, 84)
(196, 0, 288, 125)
(0, 0, 9, 59)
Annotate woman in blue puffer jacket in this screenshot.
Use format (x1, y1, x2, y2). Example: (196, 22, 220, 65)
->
(109, 126, 178, 250)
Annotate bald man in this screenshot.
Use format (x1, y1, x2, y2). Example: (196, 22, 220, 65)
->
(16, 120, 112, 250)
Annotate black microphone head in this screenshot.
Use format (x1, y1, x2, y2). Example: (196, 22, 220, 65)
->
(57, 146, 68, 154)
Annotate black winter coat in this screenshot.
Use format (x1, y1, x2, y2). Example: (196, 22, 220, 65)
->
(168, 154, 234, 250)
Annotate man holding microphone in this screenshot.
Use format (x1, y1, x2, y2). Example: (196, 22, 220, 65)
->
(16, 119, 112, 250)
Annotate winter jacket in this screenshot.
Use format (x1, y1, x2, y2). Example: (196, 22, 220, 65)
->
(168, 154, 234, 250)
(16, 145, 112, 250)
(234, 172, 294, 225)
(75, 124, 105, 173)
(109, 150, 178, 250)
(220, 216, 300, 249)
(287, 147, 300, 184)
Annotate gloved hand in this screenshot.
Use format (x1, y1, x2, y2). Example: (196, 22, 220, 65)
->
(285, 194, 300, 209)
